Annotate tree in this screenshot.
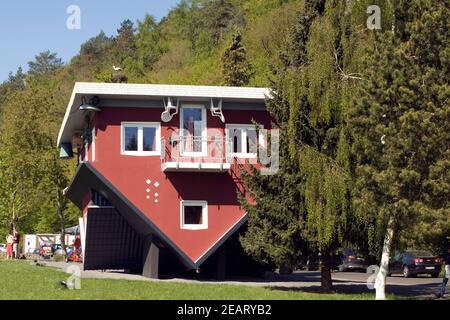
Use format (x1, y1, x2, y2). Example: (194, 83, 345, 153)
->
(221, 32, 253, 86)
(239, 0, 361, 292)
(0, 67, 26, 109)
(0, 77, 80, 247)
(135, 14, 165, 70)
(80, 31, 112, 59)
(113, 19, 136, 64)
(204, 0, 236, 44)
(27, 51, 63, 76)
(349, 0, 449, 299)
(0, 82, 51, 234)
(42, 149, 73, 252)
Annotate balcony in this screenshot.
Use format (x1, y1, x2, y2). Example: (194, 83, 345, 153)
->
(161, 136, 232, 172)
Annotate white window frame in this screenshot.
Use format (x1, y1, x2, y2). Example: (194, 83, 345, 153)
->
(121, 122, 161, 156)
(180, 104, 207, 157)
(180, 200, 208, 230)
(225, 124, 264, 159)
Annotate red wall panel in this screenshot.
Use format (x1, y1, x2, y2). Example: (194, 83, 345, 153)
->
(89, 106, 270, 263)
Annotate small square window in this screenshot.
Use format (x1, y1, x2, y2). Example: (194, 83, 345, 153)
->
(180, 201, 208, 230)
(184, 206, 203, 224)
(122, 122, 160, 156)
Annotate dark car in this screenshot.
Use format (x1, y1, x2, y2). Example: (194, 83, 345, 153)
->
(389, 251, 441, 278)
(338, 248, 368, 272)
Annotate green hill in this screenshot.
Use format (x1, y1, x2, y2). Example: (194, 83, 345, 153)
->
(0, 0, 300, 237)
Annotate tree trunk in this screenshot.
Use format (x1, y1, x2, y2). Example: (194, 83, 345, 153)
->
(320, 253, 334, 293)
(56, 187, 66, 253)
(374, 219, 395, 300)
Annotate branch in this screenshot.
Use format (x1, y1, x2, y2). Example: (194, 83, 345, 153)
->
(334, 49, 363, 81)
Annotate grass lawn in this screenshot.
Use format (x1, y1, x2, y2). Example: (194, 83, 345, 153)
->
(0, 260, 396, 300)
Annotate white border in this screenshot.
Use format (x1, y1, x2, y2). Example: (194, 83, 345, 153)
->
(180, 200, 208, 230)
(121, 122, 161, 156)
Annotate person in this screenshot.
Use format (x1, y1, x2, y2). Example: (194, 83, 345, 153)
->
(12, 228, 20, 259)
(73, 235, 81, 251)
(437, 247, 450, 299)
(6, 233, 14, 260)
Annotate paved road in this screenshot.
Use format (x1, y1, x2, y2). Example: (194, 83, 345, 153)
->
(45, 261, 445, 299)
(332, 271, 443, 298)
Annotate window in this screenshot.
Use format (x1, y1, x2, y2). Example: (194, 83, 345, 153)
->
(180, 105, 207, 156)
(180, 201, 208, 230)
(121, 122, 160, 156)
(226, 124, 263, 158)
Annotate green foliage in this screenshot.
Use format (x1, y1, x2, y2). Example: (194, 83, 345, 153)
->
(135, 15, 166, 71)
(221, 32, 253, 86)
(0, 77, 80, 240)
(27, 51, 64, 77)
(348, 0, 449, 255)
(238, 1, 370, 291)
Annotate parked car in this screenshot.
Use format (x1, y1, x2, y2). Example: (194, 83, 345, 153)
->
(389, 250, 441, 278)
(39, 243, 54, 258)
(338, 248, 368, 272)
(0, 244, 6, 253)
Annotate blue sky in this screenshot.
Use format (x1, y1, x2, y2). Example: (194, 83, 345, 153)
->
(0, 1, 180, 82)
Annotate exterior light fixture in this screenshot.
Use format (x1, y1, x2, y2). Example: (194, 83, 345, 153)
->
(79, 96, 101, 112)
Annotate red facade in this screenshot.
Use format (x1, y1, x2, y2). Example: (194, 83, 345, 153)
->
(59, 83, 270, 276)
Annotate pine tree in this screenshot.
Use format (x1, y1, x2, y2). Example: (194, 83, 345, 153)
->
(113, 19, 136, 64)
(27, 51, 63, 77)
(348, 0, 449, 299)
(221, 32, 253, 86)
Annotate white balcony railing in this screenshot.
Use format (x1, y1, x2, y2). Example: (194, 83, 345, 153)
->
(161, 136, 232, 172)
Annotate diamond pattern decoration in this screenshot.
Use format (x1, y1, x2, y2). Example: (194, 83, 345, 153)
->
(145, 179, 160, 204)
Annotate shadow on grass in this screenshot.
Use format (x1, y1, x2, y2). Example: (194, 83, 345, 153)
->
(265, 282, 441, 299)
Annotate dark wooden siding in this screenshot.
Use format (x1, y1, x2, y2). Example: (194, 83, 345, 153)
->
(84, 207, 143, 270)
